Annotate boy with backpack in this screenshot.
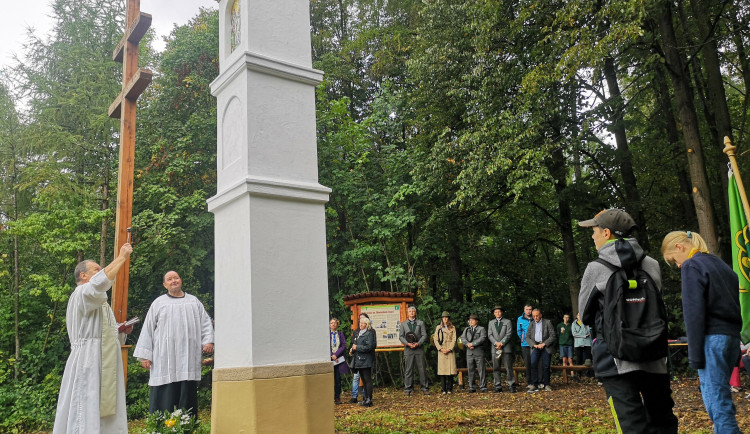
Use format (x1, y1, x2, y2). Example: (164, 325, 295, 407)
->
(578, 209, 678, 433)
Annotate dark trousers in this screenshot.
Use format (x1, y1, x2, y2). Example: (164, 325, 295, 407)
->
(492, 350, 515, 388)
(358, 368, 373, 401)
(575, 346, 592, 365)
(404, 349, 429, 391)
(521, 346, 540, 384)
(439, 375, 453, 392)
(601, 371, 678, 434)
(333, 367, 342, 400)
(149, 380, 199, 415)
(575, 346, 594, 377)
(530, 348, 551, 386)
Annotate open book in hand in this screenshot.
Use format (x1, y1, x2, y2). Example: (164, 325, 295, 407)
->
(117, 317, 140, 332)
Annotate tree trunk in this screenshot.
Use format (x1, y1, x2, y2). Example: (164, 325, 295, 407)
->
(654, 63, 696, 227)
(727, 9, 750, 144)
(690, 0, 733, 144)
(547, 147, 581, 315)
(12, 148, 19, 380)
(602, 57, 649, 249)
(659, 1, 719, 254)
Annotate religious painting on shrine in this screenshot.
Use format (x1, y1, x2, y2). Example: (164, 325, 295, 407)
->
(230, 0, 241, 52)
(343, 292, 414, 351)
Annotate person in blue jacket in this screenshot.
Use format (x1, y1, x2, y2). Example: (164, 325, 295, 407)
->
(662, 230, 742, 434)
(517, 304, 535, 390)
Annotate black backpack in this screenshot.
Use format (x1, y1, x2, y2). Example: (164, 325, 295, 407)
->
(595, 258, 669, 362)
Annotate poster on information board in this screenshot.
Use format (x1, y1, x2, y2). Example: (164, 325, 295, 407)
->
(361, 304, 402, 348)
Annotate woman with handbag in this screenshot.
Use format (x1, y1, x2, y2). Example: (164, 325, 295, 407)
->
(432, 311, 457, 394)
(349, 317, 377, 407)
(330, 318, 349, 404)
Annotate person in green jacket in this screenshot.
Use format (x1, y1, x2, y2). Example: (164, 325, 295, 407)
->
(557, 314, 573, 373)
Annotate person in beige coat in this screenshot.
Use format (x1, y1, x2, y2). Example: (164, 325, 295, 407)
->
(433, 311, 457, 394)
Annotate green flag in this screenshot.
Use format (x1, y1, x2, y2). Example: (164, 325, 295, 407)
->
(728, 170, 750, 343)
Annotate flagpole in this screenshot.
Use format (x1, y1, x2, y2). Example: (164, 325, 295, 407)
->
(723, 136, 750, 221)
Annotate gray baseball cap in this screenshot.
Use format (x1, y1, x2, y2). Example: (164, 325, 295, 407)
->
(578, 209, 636, 237)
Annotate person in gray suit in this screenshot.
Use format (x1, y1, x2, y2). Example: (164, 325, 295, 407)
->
(398, 305, 429, 395)
(525, 308, 557, 392)
(461, 314, 488, 392)
(488, 306, 516, 393)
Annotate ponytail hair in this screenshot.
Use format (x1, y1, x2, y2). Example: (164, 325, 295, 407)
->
(661, 230, 709, 261)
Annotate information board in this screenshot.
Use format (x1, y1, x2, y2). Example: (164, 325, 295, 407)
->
(361, 304, 402, 348)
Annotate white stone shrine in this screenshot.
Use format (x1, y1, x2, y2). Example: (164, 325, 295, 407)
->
(207, 0, 333, 431)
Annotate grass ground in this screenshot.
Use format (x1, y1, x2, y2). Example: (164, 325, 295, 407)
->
(31, 376, 749, 432)
(333, 377, 749, 433)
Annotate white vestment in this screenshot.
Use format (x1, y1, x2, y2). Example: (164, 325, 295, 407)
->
(133, 293, 214, 386)
(53, 270, 127, 434)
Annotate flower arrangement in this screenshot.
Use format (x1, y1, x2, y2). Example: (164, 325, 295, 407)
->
(144, 408, 200, 433)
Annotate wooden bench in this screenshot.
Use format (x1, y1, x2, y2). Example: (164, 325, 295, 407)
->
(456, 365, 594, 388)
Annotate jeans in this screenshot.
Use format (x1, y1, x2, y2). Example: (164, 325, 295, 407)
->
(351, 371, 360, 398)
(521, 346, 532, 384)
(529, 348, 551, 386)
(697, 334, 741, 434)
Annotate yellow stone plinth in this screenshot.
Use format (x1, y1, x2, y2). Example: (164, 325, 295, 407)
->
(211, 362, 334, 433)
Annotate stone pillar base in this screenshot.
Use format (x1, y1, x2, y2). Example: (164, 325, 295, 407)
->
(211, 362, 334, 433)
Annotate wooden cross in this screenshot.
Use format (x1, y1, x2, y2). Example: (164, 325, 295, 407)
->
(108, 0, 152, 379)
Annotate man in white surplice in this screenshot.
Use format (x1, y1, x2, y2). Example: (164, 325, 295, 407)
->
(134, 270, 214, 415)
(53, 243, 134, 434)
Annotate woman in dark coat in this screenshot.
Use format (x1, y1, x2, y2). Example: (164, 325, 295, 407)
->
(330, 318, 349, 404)
(349, 317, 377, 407)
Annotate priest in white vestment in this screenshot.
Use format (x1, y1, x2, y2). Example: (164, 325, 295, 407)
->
(133, 270, 214, 415)
(53, 243, 134, 434)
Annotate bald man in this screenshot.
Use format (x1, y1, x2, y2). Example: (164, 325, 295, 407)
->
(134, 270, 214, 416)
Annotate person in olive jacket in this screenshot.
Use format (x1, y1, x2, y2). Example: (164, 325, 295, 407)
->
(349, 317, 377, 407)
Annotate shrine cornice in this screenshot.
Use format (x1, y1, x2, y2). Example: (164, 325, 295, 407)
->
(210, 51, 324, 96)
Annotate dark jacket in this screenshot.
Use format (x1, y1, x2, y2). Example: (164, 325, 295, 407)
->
(557, 322, 573, 347)
(681, 252, 742, 369)
(525, 319, 557, 355)
(579, 238, 667, 377)
(351, 328, 377, 371)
